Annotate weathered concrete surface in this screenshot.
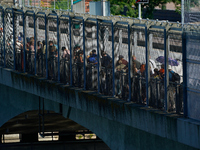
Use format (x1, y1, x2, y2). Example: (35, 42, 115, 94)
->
(0, 67, 200, 150)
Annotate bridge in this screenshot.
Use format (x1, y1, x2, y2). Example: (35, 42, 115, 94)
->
(0, 4, 200, 150)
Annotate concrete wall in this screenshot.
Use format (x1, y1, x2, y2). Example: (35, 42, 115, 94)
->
(0, 67, 200, 150)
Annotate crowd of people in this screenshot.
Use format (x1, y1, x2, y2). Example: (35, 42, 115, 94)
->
(12, 32, 182, 111)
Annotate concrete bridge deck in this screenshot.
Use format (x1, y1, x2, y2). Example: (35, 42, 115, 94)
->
(0, 67, 200, 150)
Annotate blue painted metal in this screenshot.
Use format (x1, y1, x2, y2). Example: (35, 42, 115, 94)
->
(47, 13, 57, 17)
(37, 12, 45, 15)
(186, 59, 200, 65)
(74, 16, 83, 20)
(128, 24, 131, 101)
(182, 31, 188, 117)
(5, 8, 13, 11)
(57, 15, 60, 82)
(169, 27, 182, 31)
(2, 9, 6, 68)
(69, 17, 73, 86)
(73, 0, 82, 4)
(150, 25, 165, 29)
(83, 19, 86, 90)
(116, 21, 128, 25)
(96, 20, 100, 93)
(45, 14, 48, 79)
(34, 12, 37, 75)
(145, 26, 149, 106)
(164, 28, 167, 111)
(25, 10, 35, 14)
(133, 23, 146, 27)
(111, 22, 115, 97)
(86, 18, 97, 22)
(187, 88, 200, 94)
(99, 20, 112, 23)
(60, 14, 70, 18)
(12, 9, 16, 70)
(23, 11, 26, 72)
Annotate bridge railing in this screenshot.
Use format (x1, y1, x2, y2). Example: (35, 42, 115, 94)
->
(0, 5, 196, 118)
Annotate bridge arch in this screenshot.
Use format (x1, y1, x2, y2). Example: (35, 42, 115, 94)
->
(0, 83, 115, 148)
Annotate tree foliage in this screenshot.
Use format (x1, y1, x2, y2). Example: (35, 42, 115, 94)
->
(142, 0, 181, 18)
(108, 0, 183, 19)
(108, 0, 138, 18)
(50, 0, 70, 10)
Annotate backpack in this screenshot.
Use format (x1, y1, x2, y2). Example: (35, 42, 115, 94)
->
(171, 71, 180, 83)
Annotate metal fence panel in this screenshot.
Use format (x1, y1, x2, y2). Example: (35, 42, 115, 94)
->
(98, 22, 113, 96)
(14, 10, 24, 72)
(36, 14, 46, 77)
(25, 13, 35, 74)
(60, 17, 70, 84)
(85, 20, 98, 91)
(0, 8, 4, 66)
(114, 23, 129, 100)
(47, 14, 59, 81)
(72, 17, 84, 88)
(131, 27, 147, 104)
(4, 9, 14, 69)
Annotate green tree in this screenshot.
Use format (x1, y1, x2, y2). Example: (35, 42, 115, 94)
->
(93, 0, 138, 18)
(109, 0, 137, 18)
(142, 0, 171, 19)
(50, 0, 71, 10)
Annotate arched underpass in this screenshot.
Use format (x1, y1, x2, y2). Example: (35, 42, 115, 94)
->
(0, 110, 110, 150)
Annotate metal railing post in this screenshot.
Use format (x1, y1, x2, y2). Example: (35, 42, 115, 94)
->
(128, 24, 131, 101)
(45, 14, 48, 79)
(57, 15, 60, 82)
(111, 22, 115, 97)
(3, 9, 6, 68)
(69, 17, 73, 86)
(182, 30, 187, 117)
(23, 11, 26, 72)
(83, 19, 86, 90)
(13, 9, 16, 70)
(34, 12, 37, 75)
(145, 26, 150, 106)
(96, 20, 100, 93)
(164, 28, 169, 112)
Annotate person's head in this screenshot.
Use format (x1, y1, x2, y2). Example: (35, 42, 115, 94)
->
(132, 55, 136, 60)
(89, 51, 93, 56)
(19, 32, 23, 37)
(30, 40, 34, 46)
(49, 41, 53, 46)
(37, 41, 41, 46)
(62, 46, 66, 51)
(42, 40, 45, 46)
(119, 55, 124, 60)
(92, 49, 96, 54)
(101, 51, 106, 57)
(140, 64, 145, 73)
(154, 68, 159, 75)
(26, 37, 30, 43)
(30, 37, 34, 41)
(161, 64, 164, 69)
(74, 45, 80, 51)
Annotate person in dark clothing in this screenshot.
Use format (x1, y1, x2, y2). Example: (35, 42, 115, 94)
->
(132, 55, 141, 70)
(88, 49, 97, 65)
(101, 51, 112, 68)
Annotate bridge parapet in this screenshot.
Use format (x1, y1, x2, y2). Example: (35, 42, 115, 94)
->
(0, 66, 200, 149)
(0, 4, 199, 121)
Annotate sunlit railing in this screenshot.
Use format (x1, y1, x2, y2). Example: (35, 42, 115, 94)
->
(1, 4, 198, 118)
